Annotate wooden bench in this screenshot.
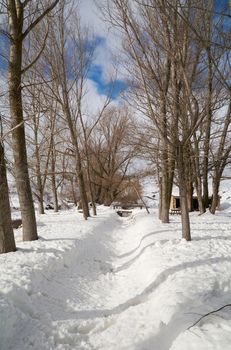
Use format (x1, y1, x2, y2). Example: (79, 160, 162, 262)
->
(12, 219, 22, 229)
(117, 210, 133, 217)
(121, 204, 143, 210)
(113, 204, 122, 209)
(170, 208, 181, 215)
(113, 203, 144, 210)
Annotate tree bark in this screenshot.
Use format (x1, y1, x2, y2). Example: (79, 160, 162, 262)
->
(0, 142, 16, 253)
(210, 172, 220, 214)
(37, 182, 45, 215)
(194, 176, 205, 214)
(35, 151, 45, 214)
(202, 48, 213, 209)
(159, 136, 170, 223)
(177, 144, 191, 241)
(50, 146, 59, 212)
(75, 150, 90, 219)
(8, 34, 38, 241)
(192, 136, 206, 214)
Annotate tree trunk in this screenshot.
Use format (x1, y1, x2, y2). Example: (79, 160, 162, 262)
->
(103, 188, 112, 206)
(159, 97, 170, 223)
(38, 195, 45, 215)
(158, 176, 163, 220)
(70, 177, 78, 206)
(177, 144, 191, 241)
(37, 176, 45, 214)
(34, 115, 44, 214)
(202, 47, 213, 209)
(51, 174, 59, 212)
(75, 148, 89, 219)
(61, 101, 90, 219)
(160, 173, 170, 223)
(210, 172, 220, 214)
(0, 142, 16, 253)
(159, 140, 170, 223)
(8, 38, 37, 241)
(187, 180, 193, 212)
(194, 176, 205, 214)
(192, 136, 205, 214)
(50, 148, 59, 213)
(202, 168, 209, 209)
(84, 154, 97, 215)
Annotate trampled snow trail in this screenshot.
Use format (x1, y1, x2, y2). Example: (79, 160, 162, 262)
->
(1, 207, 231, 350)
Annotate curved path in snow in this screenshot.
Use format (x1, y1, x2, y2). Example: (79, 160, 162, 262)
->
(1, 207, 231, 349)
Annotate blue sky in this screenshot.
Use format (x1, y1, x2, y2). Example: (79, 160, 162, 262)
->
(1, 0, 229, 101)
(0, 32, 126, 100)
(86, 35, 127, 100)
(88, 64, 127, 100)
(86, 0, 230, 100)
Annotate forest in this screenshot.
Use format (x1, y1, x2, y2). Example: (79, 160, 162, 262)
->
(0, 1, 231, 350)
(0, 0, 230, 253)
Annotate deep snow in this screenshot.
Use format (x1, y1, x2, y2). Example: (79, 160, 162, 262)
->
(1, 204, 231, 350)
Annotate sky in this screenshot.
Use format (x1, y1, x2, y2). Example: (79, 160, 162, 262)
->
(0, 0, 126, 113)
(78, 0, 126, 103)
(0, 0, 230, 110)
(78, 0, 231, 105)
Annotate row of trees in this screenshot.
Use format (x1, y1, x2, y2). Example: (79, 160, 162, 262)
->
(103, 0, 231, 240)
(0, 0, 138, 253)
(0, 0, 230, 253)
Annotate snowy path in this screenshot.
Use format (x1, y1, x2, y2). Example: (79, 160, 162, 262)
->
(1, 208, 231, 349)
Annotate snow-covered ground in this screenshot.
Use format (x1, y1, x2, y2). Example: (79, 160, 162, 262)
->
(1, 203, 231, 349)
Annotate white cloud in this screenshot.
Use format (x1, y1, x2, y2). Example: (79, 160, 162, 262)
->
(83, 78, 107, 114)
(79, 0, 126, 83)
(82, 78, 118, 117)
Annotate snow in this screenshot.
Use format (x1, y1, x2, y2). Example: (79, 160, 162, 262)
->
(1, 202, 231, 349)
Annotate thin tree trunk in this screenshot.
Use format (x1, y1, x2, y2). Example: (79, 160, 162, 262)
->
(0, 142, 16, 253)
(62, 100, 90, 219)
(159, 136, 170, 223)
(158, 176, 163, 220)
(187, 180, 193, 212)
(35, 148, 45, 214)
(37, 182, 45, 215)
(177, 144, 191, 241)
(194, 176, 205, 214)
(103, 188, 112, 206)
(89, 180, 97, 215)
(210, 172, 220, 214)
(70, 177, 78, 206)
(84, 142, 97, 215)
(159, 91, 170, 223)
(192, 135, 205, 214)
(51, 174, 58, 212)
(202, 48, 213, 209)
(75, 148, 89, 219)
(50, 146, 59, 213)
(160, 173, 170, 223)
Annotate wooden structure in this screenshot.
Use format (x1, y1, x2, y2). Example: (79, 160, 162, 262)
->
(170, 208, 181, 215)
(117, 210, 132, 217)
(170, 195, 220, 212)
(112, 202, 144, 210)
(12, 219, 22, 229)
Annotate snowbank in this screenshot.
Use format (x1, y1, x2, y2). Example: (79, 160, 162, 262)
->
(1, 205, 231, 349)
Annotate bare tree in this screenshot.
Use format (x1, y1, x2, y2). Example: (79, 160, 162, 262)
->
(89, 105, 136, 206)
(0, 132, 16, 253)
(0, 0, 60, 241)
(38, 1, 95, 219)
(103, 0, 224, 240)
(210, 99, 231, 213)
